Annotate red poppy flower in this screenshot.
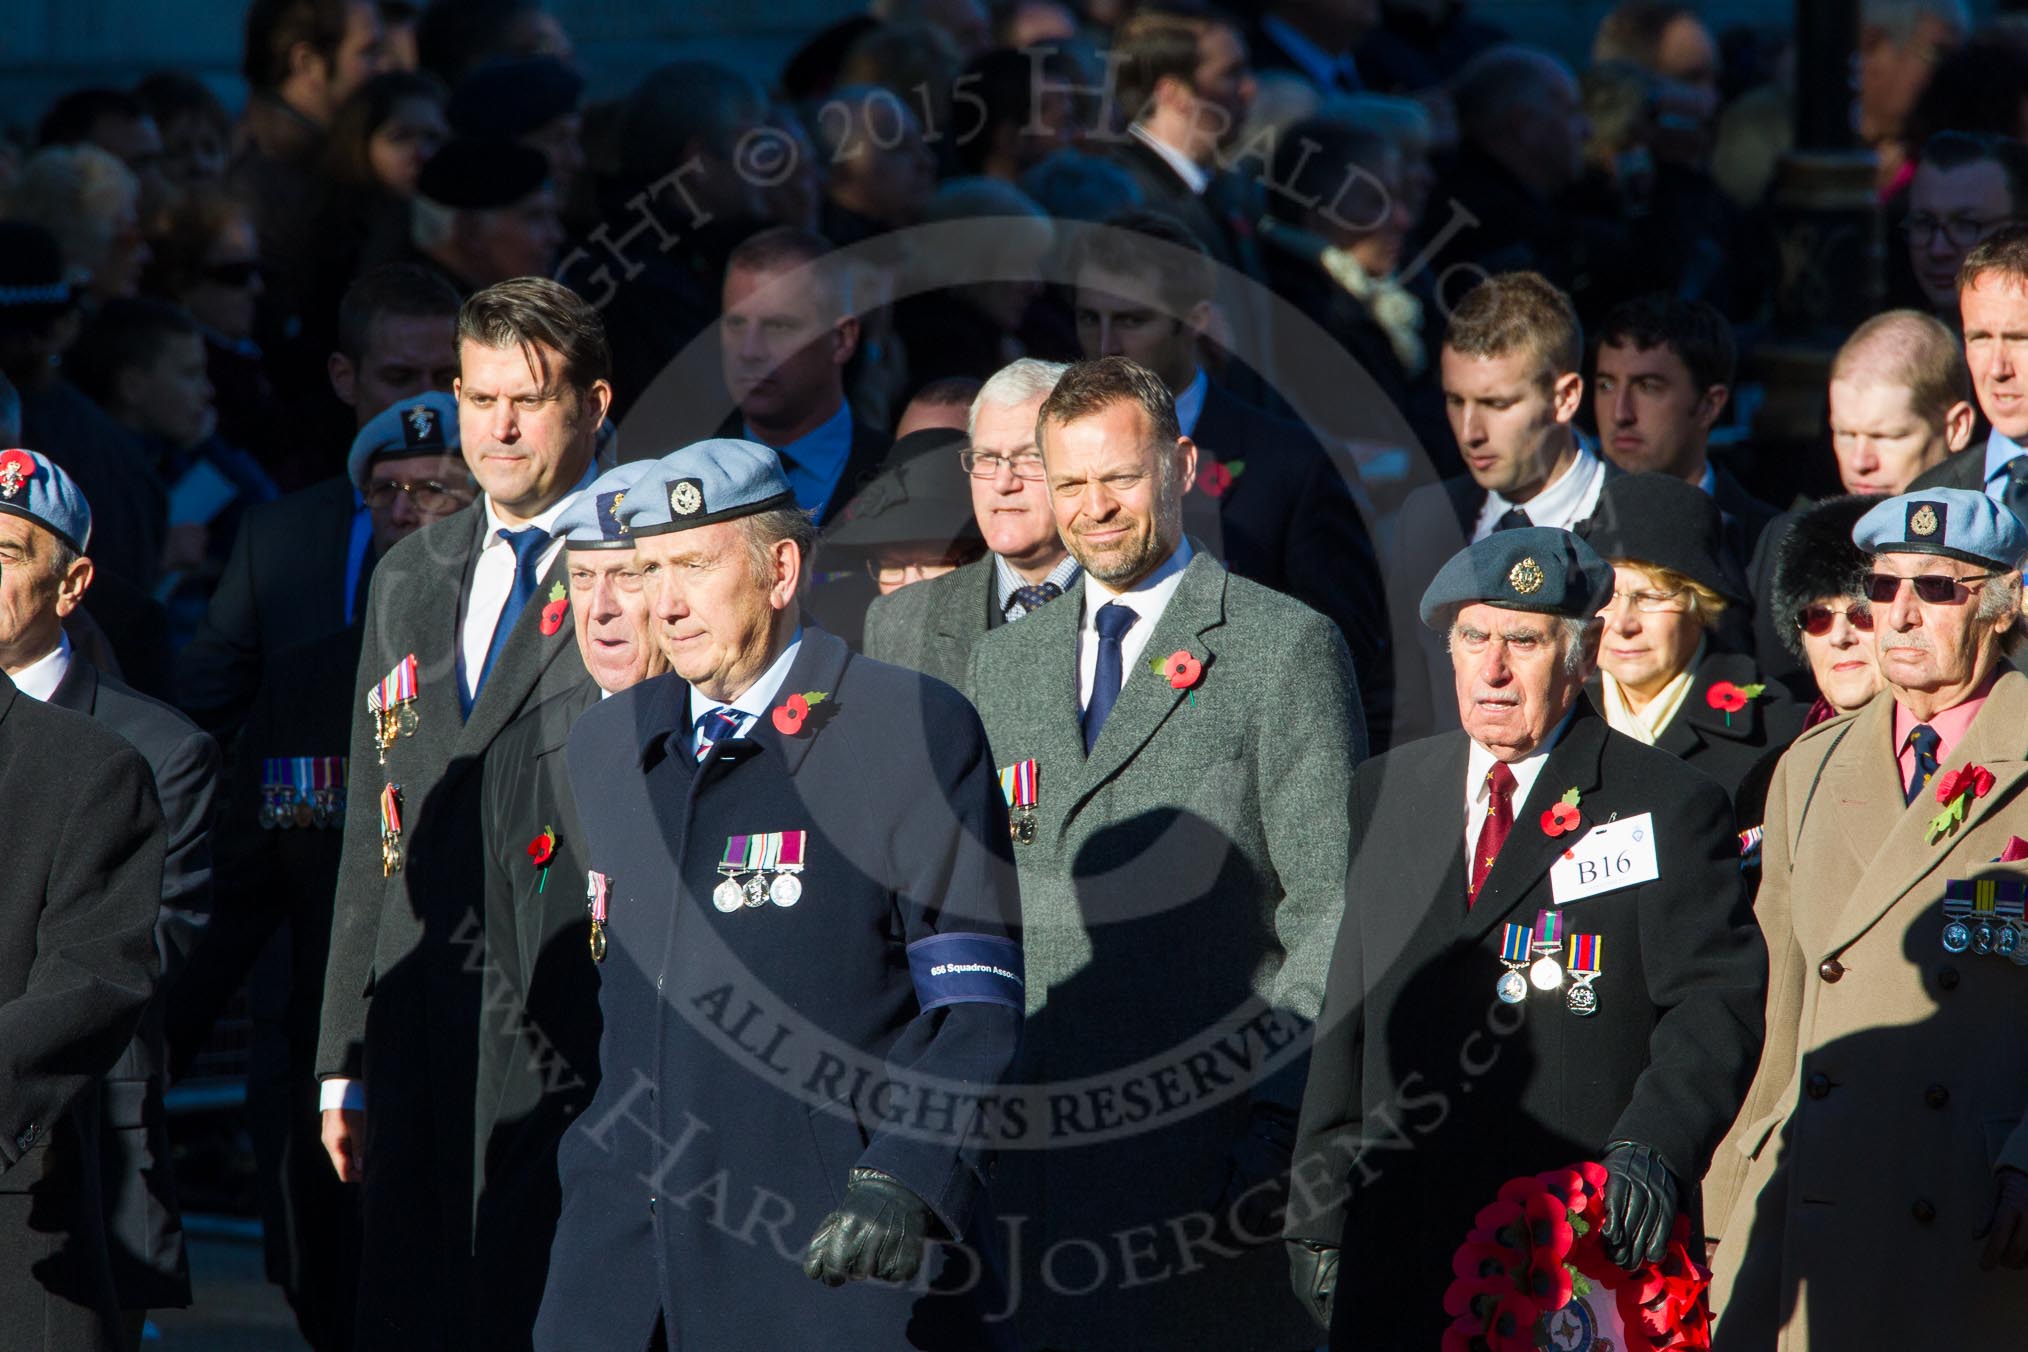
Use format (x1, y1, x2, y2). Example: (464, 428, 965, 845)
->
(1705, 681, 1748, 713)
(1936, 762, 1995, 805)
(1482, 1291, 1542, 1352)
(526, 827, 555, 867)
(1197, 461, 1234, 498)
(1442, 1269, 1512, 1318)
(539, 598, 568, 635)
(1523, 1190, 1575, 1268)
(771, 692, 810, 735)
(1542, 801, 1581, 836)
(1163, 649, 1204, 690)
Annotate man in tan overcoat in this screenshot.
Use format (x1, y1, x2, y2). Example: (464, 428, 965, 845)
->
(1710, 486, 2028, 1347)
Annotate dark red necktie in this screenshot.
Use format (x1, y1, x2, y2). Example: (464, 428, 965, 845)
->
(1469, 762, 1516, 906)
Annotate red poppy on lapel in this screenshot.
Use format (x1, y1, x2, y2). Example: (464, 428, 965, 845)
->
(1929, 762, 1996, 844)
(538, 581, 568, 636)
(527, 826, 556, 867)
(1160, 649, 1204, 690)
(1541, 787, 1582, 836)
(1196, 460, 1244, 498)
(1705, 680, 1765, 728)
(770, 690, 829, 735)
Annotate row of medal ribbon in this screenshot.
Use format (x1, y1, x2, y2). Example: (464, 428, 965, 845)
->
(1943, 877, 2028, 963)
(367, 654, 421, 876)
(713, 831, 808, 911)
(1497, 910, 1604, 1016)
(259, 757, 347, 830)
(1001, 759, 1038, 844)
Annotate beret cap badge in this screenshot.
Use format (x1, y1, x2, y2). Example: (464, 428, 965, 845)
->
(0, 449, 34, 500)
(1508, 557, 1545, 595)
(402, 404, 436, 445)
(670, 479, 704, 517)
(1908, 502, 1941, 537)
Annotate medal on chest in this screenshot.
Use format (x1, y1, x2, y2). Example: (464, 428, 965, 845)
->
(999, 759, 1039, 845)
(715, 831, 808, 911)
(1529, 909, 1566, 992)
(1565, 933, 1602, 1016)
(367, 654, 420, 764)
(1942, 877, 2028, 964)
(586, 870, 611, 963)
(1496, 923, 1532, 1004)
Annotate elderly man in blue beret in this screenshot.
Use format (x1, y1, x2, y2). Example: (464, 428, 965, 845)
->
(1287, 526, 1767, 1349)
(534, 438, 1023, 1352)
(0, 448, 220, 1340)
(1712, 487, 2028, 1347)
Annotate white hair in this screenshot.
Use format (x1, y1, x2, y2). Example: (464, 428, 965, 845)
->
(968, 358, 1069, 439)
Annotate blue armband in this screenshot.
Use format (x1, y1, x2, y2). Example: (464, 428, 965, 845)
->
(906, 932, 1024, 1012)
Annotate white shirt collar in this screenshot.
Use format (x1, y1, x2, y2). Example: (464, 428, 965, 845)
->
(1464, 705, 1579, 825)
(480, 460, 598, 547)
(686, 627, 805, 736)
(9, 630, 71, 703)
(1477, 440, 1607, 539)
(1129, 122, 1210, 196)
(1174, 367, 1209, 439)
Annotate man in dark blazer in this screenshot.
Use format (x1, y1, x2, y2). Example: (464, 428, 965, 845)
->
(169, 625, 363, 1352)
(1067, 212, 1390, 709)
(534, 439, 1023, 1351)
(0, 450, 219, 1332)
(864, 360, 1080, 685)
(0, 670, 165, 1352)
(1913, 228, 2028, 513)
(1284, 528, 1766, 1348)
(173, 264, 463, 738)
(966, 358, 1364, 1351)
(471, 460, 666, 1350)
(315, 279, 606, 1347)
(1387, 272, 1615, 747)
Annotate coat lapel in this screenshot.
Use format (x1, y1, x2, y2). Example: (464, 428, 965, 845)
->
(1362, 732, 1472, 965)
(1070, 555, 1225, 811)
(1004, 573, 1087, 820)
(1827, 671, 2028, 952)
(453, 544, 576, 761)
(737, 626, 853, 778)
(1821, 694, 1905, 869)
(1457, 710, 1611, 947)
(46, 658, 97, 716)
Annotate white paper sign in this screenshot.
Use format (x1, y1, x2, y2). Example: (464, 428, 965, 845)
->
(1549, 812, 1659, 905)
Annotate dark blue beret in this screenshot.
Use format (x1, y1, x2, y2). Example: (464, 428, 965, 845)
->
(1419, 527, 1614, 630)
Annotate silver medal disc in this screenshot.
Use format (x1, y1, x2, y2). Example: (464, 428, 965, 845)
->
(743, 875, 769, 908)
(1973, 921, 1995, 955)
(1496, 969, 1528, 1004)
(1528, 955, 1564, 991)
(1999, 924, 2020, 959)
(770, 873, 802, 907)
(1942, 919, 1972, 953)
(1567, 981, 1598, 1017)
(713, 878, 744, 913)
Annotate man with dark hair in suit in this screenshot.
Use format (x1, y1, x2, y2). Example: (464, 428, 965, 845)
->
(1913, 224, 2028, 520)
(1285, 527, 1765, 1348)
(1388, 270, 1613, 745)
(0, 449, 219, 1344)
(1067, 210, 1389, 708)
(864, 358, 1079, 686)
(0, 670, 164, 1352)
(316, 276, 606, 1347)
(967, 356, 1364, 1351)
(470, 460, 665, 1350)
(175, 262, 463, 737)
(716, 226, 888, 526)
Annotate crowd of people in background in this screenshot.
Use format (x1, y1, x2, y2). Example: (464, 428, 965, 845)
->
(7, 0, 2028, 1348)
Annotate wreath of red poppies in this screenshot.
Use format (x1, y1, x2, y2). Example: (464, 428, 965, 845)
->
(1442, 1162, 1711, 1352)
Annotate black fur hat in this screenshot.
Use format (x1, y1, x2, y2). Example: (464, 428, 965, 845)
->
(1770, 495, 1875, 658)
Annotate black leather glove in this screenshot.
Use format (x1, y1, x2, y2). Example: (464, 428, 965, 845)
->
(1213, 1102, 1298, 1247)
(1600, 1140, 1680, 1272)
(801, 1168, 929, 1286)
(1286, 1239, 1338, 1330)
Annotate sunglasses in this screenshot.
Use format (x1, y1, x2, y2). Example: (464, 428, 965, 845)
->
(1797, 603, 1873, 636)
(201, 259, 262, 288)
(1860, 571, 2002, 605)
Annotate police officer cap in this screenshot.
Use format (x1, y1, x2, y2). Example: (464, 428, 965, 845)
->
(822, 429, 982, 552)
(1419, 527, 1614, 630)
(348, 392, 461, 492)
(0, 448, 92, 554)
(620, 439, 797, 538)
(556, 460, 656, 551)
(449, 56, 584, 140)
(1853, 487, 2028, 571)
(416, 137, 550, 210)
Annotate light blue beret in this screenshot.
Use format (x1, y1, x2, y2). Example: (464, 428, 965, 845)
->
(0, 448, 91, 553)
(347, 392, 461, 492)
(556, 461, 656, 550)
(618, 439, 796, 538)
(1853, 487, 2028, 571)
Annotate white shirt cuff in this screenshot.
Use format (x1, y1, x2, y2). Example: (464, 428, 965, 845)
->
(320, 1078, 366, 1112)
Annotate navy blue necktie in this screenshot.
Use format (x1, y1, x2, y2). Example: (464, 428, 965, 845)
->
(470, 526, 549, 712)
(1010, 581, 1062, 617)
(1905, 723, 1942, 806)
(1494, 506, 1532, 532)
(695, 707, 744, 762)
(2002, 455, 2028, 530)
(1082, 602, 1139, 753)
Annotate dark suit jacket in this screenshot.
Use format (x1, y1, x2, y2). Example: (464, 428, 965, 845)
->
(1908, 444, 1989, 494)
(1591, 650, 1807, 804)
(48, 660, 217, 1311)
(0, 675, 164, 1352)
(1187, 380, 1389, 710)
(1712, 460, 1782, 567)
(536, 629, 1022, 1352)
(316, 507, 588, 1346)
(862, 554, 1005, 688)
(173, 475, 365, 737)
(475, 678, 601, 1352)
(1288, 711, 1766, 1348)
